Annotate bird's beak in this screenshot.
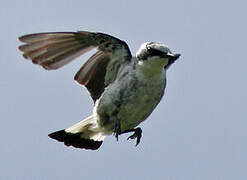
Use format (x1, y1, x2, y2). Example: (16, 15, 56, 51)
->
(166, 52, 181, 61)
(164, 52, 180, 70)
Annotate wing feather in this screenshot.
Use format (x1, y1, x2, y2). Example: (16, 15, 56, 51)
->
(19, 32, 96, 69)
(19, 32, 77, 43)
(74, 51, 110, 101)
(74, 51, 107, 85)
(18, 31, 132, 101)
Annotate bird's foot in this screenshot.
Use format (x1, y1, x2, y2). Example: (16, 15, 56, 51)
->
(122, 127, 142, 146)
(113, 119, 121, 141)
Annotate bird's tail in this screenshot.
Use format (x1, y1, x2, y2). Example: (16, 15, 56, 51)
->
(48, 116, 106, 150)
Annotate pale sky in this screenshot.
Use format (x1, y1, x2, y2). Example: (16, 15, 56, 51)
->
(1, 0, 247, 179)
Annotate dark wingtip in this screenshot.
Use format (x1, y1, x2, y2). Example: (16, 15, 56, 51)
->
(48, 130, 103, 150)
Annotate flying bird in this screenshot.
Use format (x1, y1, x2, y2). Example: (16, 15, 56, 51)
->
(18, 31, 180, 150)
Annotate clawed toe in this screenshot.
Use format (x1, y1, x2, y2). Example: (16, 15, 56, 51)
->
(127, 127, 142, 146)
(113, 125, 143, 146)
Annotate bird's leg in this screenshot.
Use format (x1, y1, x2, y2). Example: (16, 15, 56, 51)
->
(121, 127, 142, 146)
(113, 118, 121, 141)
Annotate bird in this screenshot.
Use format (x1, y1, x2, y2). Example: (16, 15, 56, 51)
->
(18, 31, 180, 150)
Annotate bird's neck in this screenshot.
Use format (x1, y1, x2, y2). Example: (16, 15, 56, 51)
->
(137, 58, 167, 78)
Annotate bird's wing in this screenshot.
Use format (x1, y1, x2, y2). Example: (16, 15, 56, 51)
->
(19, 31, 132, 102)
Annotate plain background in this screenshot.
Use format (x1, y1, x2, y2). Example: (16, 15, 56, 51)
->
(1, 0, 246, 179)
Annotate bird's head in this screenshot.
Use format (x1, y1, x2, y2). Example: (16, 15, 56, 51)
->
(136, 42, 180, 70)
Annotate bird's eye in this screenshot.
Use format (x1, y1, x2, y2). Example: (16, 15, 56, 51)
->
(149, 49, 165, 56)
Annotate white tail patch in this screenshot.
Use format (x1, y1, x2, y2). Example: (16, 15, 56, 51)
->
(65, 116, 107, 141)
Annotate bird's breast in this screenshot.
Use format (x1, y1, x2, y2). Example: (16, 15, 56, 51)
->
(95, 63, 166, 132)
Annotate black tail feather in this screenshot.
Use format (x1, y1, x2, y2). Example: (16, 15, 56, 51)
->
(48, 130, 103, 150)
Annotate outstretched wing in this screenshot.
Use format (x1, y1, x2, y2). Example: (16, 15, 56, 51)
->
(19, 31, 132, 102)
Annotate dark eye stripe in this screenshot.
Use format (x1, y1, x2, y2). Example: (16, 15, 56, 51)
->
(147, 49, 166, 57)
(150, 49, 165, 56)
(137, 48, 166, 60)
